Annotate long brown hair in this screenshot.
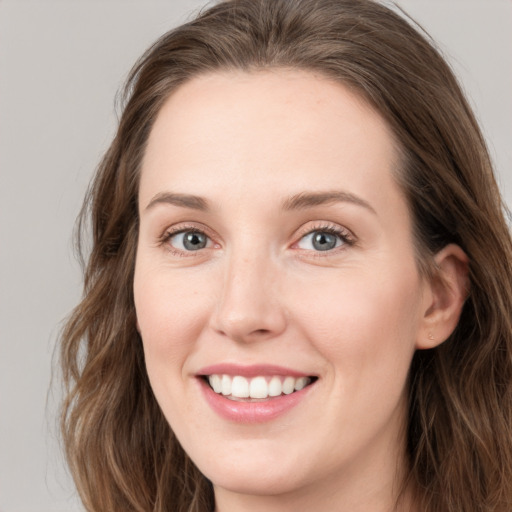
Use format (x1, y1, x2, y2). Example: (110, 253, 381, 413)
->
(60, 0, 512, 510)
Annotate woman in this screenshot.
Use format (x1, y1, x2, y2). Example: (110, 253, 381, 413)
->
(60, 0, 512, 511)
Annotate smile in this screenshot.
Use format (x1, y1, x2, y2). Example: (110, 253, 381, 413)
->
(207, 374, 314, 400)
(196, 365, 318, 423)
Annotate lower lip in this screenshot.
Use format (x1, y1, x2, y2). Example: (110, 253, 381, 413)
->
(199, 378, 314, 423)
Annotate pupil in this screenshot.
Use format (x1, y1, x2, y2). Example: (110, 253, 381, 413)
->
(183, 232, 207, 250)
(313, 232, 337, 251)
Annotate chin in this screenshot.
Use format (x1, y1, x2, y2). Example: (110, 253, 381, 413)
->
(185, 438, 313, 497)
(204, 462, 308, 497)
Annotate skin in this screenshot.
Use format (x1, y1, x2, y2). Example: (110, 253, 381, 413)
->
(134, 70, 467, 512)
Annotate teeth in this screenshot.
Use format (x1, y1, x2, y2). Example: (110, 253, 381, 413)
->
(282, 376, 295, 395)
(207, 374, 312, 399)
(250, 376, 268, 399)
(232, 376, 249, 398)
(221, 374, 231, 396)
(268, 376, 282, 397)
(209, 374, 222, 393)
(294, 377, 308, 391)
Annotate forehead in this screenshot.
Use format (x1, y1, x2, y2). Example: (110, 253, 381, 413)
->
(139, 69, 402, 214)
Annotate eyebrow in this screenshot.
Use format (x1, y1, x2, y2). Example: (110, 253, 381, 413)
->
(282, 190, 376, 214)
(144, 192, 209, 212)
(144, 189, 375, 215)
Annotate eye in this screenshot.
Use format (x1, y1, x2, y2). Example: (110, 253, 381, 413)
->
(296, 227, 351, 252)
(167, 230, 211, 251)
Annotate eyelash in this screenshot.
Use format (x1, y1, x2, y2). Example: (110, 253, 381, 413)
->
(158, 222, 355, 257)
(158, 224, 214, 258)
(294, 223, 355, 256)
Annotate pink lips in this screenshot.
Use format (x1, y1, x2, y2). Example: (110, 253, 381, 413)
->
(197, 363, 311, 378)
(197, 363, 315, 423)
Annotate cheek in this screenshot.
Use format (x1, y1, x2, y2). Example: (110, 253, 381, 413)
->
(290, 267, 422, 459)
(133, 264, 216, 431)
(135, 262, 210, 332)
(291, 264, 422, 383)
(133, 263, 215, 377)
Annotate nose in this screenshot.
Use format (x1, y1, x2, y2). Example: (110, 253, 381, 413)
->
(210, 250, 287, 343)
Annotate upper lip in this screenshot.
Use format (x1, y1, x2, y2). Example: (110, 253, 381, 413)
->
(197, 363, 314, 378)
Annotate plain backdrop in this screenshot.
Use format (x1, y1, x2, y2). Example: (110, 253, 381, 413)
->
(0, 1, 510, 511)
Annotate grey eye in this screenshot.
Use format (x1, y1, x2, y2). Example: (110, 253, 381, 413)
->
(312, 232, 338, 251)
(297, 231, 343, 251)
(170, 231, 209, 251)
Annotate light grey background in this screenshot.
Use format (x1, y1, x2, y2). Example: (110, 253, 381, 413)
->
(0, 1, 510, 511)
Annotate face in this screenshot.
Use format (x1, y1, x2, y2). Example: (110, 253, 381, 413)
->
(134, 70, 430, 507)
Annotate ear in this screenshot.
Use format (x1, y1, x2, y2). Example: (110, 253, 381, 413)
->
(416, 244, 469, 350)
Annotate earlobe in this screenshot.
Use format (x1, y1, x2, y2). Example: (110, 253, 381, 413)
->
(416, 244, 469, 350)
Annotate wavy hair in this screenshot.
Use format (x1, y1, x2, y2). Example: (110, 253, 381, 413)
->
(60, 0, 512, 510)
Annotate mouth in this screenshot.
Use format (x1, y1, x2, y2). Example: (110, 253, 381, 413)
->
(200, 374, 318, 402)
(196, 364, 318, 422)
